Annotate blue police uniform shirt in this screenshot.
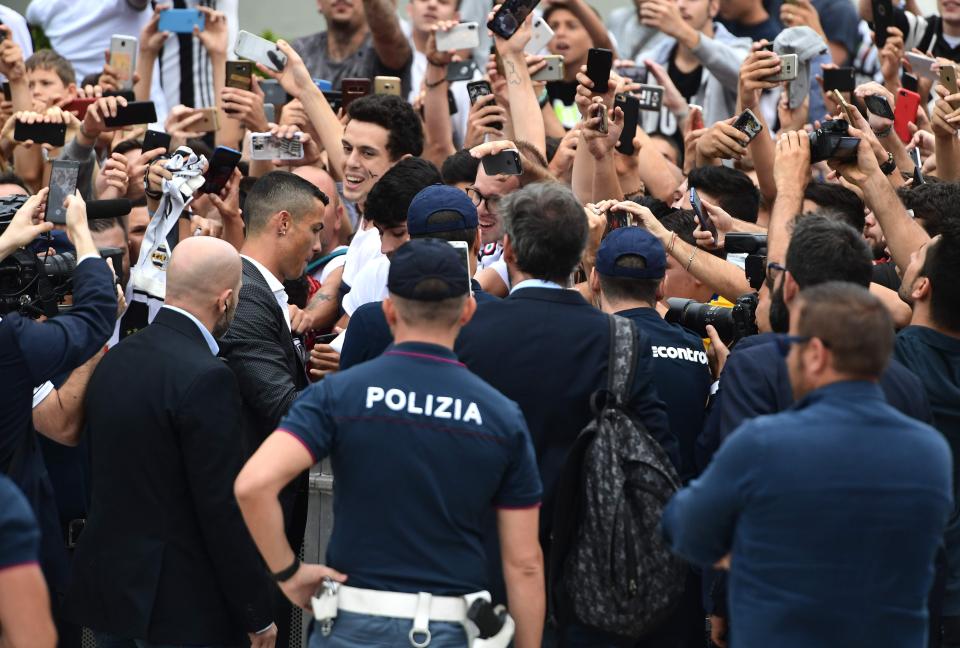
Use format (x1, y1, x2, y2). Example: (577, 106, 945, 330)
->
(0, 473, 41, 570)
(279, 341, 541, 595)
(617, 307, 711, 483)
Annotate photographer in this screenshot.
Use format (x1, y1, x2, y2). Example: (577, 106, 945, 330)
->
(0, 188, 117, 590)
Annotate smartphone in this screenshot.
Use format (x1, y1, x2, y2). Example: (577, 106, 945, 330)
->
(636, 84, 664, 111)
(531, 55, 564, 82)
(446, 60, 478, 82)
(314, 332, 339, 344)
(524, 16, 554, 54)
(732, 108, 763, 142)
(142, 129, 171, 153)
(690, 186, 716, 239)
(822, 67, 855, 92)
(615, 93, 640, 155)
(193, 107, 219, 132)
(103, 101, 157, 127)
(341, 78, 371, 112)
(250, 132, 304, 160)
(436, 22, 480, 52)
(689, 103, 704, 130)
(616, 64, 647, 84)
(109, 35, 137, 92)
(467, 80, 502, 130)
(234, 30, 287, 72)
(1, 82, 9, 101)
(872, 0, 894, 49)
(831, 89, 856, 124)
(864, 94, 895, 120)
(314, 79, 333, 92)
(263, 103, 277, 122)
(321, 91, 341, 113)
(481, 148, 522, 175)
(62, 97, 96, 120)
(45, 160, 81, 225)
(586, 48, 613, 93)
(158, 8, 204, 34)
(940, 64, 959, 95)
(448, 240, 473, 294)
(766, 53, 798, 82)
(894, 88, 921, 143)
(14, 120, 66, 146)
(201, 146, 242, 195)
(910, 147, 924, 185)
(374, 76, 401, 96)
(901, 71, 919, 94)
(260, 79, 289, 107)
(905, 52, 939, 81)
(225, 60, 253, 91)
(487, 0, 541, 40)
(607, 208, 639, 230)
(591, 102, 608, 134)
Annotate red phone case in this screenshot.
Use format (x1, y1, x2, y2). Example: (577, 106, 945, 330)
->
(894, 89, 921, 144)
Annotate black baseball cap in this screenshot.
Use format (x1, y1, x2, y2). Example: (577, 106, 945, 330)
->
(387, 238, 470, 301)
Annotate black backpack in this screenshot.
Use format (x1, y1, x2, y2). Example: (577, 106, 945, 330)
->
(549, 315, 686, 639)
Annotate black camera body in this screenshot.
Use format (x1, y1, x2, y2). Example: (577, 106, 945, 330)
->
(725, 233, 768, 290)
(665, 292, 759, 346)
(809, 119, 860, 164)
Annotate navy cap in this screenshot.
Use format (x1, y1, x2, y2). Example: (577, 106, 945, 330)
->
(596, 227, 667, 279)
(388, 238, 470, 301)
(407, 184, 478, 236)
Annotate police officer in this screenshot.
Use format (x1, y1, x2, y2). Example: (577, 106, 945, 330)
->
(589, 225, 711, 483)
(235, 238, 545, 648)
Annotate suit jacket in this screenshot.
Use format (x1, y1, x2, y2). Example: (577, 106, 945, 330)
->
(65, 308, 272, 645)
(0, 257, 115, 587)
(219, 258, 308, 453)
(455, 287, 676, 522)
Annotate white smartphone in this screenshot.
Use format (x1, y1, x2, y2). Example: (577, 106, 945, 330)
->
(905, 52, 939, 80)
(109, 35, 138, 92)
(234, 30, 287, 72)
(448, 240, 473, 294)
(435, 22, 480, 52)
(249, 132, 304, 160)
(524, 16, 555, 54)
(531, 55, 564, 82)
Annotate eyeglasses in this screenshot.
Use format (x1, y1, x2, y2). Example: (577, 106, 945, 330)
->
(466, 186, 501, 212)
(774, 334, 811, 357)
(766, 261, 786, 288)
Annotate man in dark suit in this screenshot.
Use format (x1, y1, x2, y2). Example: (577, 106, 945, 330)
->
(218, 170, 328, 645)
(66, 236, 276, 648)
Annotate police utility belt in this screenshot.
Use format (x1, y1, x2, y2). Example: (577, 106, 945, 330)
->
(312, 578, 515, 648)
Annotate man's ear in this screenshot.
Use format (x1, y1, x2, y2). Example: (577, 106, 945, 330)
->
(912, 275, 932, 303)
(276, 210, 292, 237)
(66, 82, 78, 99)
(218, 288, 233, 312)
(460, 295, 477, 326)
(588, 267, 600, 295)
(503, 235, 516, 265)
(807, 336, 831, 375)
(783, 270, 800, 304)
(382, 297, 398, 328)
(655, 276, 666, 302)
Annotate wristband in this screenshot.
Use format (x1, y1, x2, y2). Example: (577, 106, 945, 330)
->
(873, 125, 893, 138)
(879, 151, 897, 175)
(424, 76, 447, 89)
(271, 555, 300, 583)
(427, 58, 447, 68)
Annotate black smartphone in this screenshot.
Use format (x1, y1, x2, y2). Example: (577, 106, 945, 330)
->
(315, 332, 339, 344)
(260, 79, 290, 107)
(142, 129, 171, 153)
(447, 60, 478, 82)
(487, 0, 541, 40)
(689, 186, 717, 239)
(636, 84, 664, 112)
(615, 93, 640, 155)
(732, 108, 763, 142)
(322, 90, 343, 113)
(45, 160, 81, 224)
(901, 71, 919, 94)
(201, 146, 242, 195)
(864, 94, 895, 119)
(1, 82, 9, 101)
(872, 0, 894, 49)
(341, 78, 372, 112)
(822, 67, 855, 92)
(481, 149, 522, 176)
(607, 208, 639, 230)
(14, 120, 67, 147)
(910, 147, 924, 185)
(586, 48, 613, 93)
(448, 88, 458, 116)
(467, 80, 502, 130)
(103, 101, 158, 128)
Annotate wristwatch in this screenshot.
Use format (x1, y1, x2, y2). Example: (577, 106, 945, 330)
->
(271, 556, 301, 582)
(879, 151, 897, 176)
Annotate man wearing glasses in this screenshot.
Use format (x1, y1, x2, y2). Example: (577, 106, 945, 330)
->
(663, 281, 953, 648)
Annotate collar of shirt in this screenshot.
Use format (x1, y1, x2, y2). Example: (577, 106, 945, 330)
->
(241, 254, 291, 331)
(384, 341, 465, 367)
(616, 306, 660, 322)
(793, 380, 884, 411)
(161, 305, 219, 355)
(510, 279, 565, 294)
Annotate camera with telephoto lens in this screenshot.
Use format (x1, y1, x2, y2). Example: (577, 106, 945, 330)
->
(665, 292, 759, 346)
(808, 119, 860, 164)
(725, 233, 767, 290)
(0, 195, 124, 318)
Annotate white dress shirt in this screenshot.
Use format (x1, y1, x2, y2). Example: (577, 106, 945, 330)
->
(160, 305, 219, 355)
(241, 255, 291, 331)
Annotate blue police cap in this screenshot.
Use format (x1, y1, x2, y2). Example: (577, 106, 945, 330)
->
(407, 184, 478, 236)
(388, 238, 470, 301)
(596, 227, 667, 279)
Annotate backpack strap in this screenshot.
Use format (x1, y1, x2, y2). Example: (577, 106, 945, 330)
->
(606, 315, 638, 406)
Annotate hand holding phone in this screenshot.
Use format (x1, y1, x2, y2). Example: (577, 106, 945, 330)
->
(586, 48, 613, 93)
(14, 119, 67, 147)
(481, 148, 522, 176)
(689, 187, 717, 240)
(45, 160, 81, 224)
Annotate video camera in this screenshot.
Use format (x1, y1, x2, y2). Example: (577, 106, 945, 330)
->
(0, 195, 126, 318)
(665, 292, 759, 346)
(725, 233, 767, 290)
(808, 119, 860, 164)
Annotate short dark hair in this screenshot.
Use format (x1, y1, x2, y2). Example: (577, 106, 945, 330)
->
(629, 195, 671, 219)
(898, 182, 960, 237)
(0, 172, 31, 194)
(920, 220, 960, 332)
(786, 215, 873, 289)
(112, 138, 144, 158)
(412, 210, 477, 250)
(244, 171, 328, 235)
(502, 183, 586, 284)
(796, 281, 893, 379)
(88, 216, 126, 235)
(26, 49, 75, 86)
(688, 166, 760, 223)
(803, 182, 866, 233)
(659, 207, 724, 258)
(390, 293, 467, 328)
(597, 254, 660, 305)
(441, 150, 480, 186)
(348, 94, 424, 160)
(365, 158, 441, 229)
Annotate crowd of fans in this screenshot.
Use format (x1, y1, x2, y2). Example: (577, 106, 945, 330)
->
(0, 0, 959, 646)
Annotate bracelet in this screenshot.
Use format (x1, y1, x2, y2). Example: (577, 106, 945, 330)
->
(873, 125, 893, 138)
(424, 76, 447, 89)
(668, 231, 678, 255)
(879, 151, 897, 175)
(685, 247, 697, 272)
(427, 58, 447, 68)
(621, 186, 643, 197)
(271, 555, 300, 583)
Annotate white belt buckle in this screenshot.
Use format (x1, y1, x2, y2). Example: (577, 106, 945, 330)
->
(409, 591, 432, 648)
(311, 578, 340, 637)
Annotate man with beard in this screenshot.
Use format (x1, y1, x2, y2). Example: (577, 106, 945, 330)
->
(66, 237, 277, 648)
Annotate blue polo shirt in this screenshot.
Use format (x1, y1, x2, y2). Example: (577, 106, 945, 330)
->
(279, 341, 541, 595)
(617, 307, 710, 482)
(0, 473, 40, 571)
